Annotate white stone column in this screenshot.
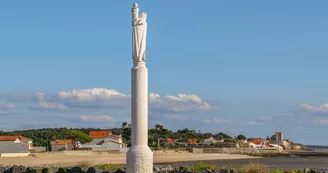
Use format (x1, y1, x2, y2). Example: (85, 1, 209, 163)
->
(126, 3, 153, 173)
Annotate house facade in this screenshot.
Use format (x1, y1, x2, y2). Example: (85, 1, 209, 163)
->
(267, 144, 284, 151)
(82, 130, 127, 152)
(247, 138, 269, 149)
(0, 136, 33, 157)
(186, 138, 199, 147)
(51, 139, 73, 151)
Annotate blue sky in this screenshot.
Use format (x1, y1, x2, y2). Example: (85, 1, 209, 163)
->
(1, 1, 328, 145)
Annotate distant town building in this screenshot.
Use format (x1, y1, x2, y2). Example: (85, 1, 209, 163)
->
(275, 131, 284, 142)
(185, 138, 199, 147)
(82, 130, 127, 152)
(204, 137, 224, 144)
(33, 146, 47, 152)
(187, 139, 198, 144)
(89, 130, 111, 138)
(50, 139, 73, 151)
(247, 138, 269, 149)
(0, 136, 33, 157)
(271, 131, 291, 149)
(291, 143, 303, 150)
(164, 138, 174, 144)
(267, 143, 284, 151)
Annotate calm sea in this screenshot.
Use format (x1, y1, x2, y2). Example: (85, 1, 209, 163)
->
(312, 149, 328, 153)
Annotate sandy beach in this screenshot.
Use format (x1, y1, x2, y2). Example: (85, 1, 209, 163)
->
(0, 151, 258, 167)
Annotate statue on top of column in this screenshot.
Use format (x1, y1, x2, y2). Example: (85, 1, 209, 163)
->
(132, 3, 147, 68)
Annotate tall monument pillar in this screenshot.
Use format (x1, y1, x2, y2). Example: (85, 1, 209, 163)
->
(126, 3, 153, 173)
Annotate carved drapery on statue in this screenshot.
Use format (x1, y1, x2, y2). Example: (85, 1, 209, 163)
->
(132, 3, 147, 68)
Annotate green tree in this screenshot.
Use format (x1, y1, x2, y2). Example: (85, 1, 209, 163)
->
(271, 134, 276, 141)
(214, 132, 232, 139)
(65, 130, 92, 144)
(154, 124, 164, 131)
(122, 123, 132, 146)
(236, 134, 247, 140)
(122, 122, 128, 128)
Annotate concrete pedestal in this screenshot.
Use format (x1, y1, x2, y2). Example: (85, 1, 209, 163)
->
(126, 65, 153, 173)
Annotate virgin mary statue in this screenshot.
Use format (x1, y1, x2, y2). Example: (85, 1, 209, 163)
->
(132, 3, 147, 67)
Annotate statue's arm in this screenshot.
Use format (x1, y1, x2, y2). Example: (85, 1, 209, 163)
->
(137, 13, 147, 25)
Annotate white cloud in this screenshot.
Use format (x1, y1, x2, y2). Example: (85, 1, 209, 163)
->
(300, 103, 328, 113)
(202, 118, 232, 124)
(80, 115, 115, 122)
(257, 116, 272, 121)
(36, 88, 130, 109)
(36, 93, 44, 101)
(31, 102, 69, 111)
(165, 94, 202, 104)
(248, 122, 265, 126)
(164, 114, 185, 120)
(149, 92, 220, 113)
(313, 119, 328, 125)
(0, 101, 15, 110)
(58, 88, 127, 101)
(30, 88, 220, 113)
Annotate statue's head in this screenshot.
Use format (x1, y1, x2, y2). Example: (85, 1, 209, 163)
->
(133, 3, 138, 8)
(140, 12, 147, 20)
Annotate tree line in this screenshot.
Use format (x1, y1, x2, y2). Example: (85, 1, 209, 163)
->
(0, 122, 247, 150)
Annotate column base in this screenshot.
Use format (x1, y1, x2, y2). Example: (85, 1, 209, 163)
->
(126, 145, 153, 173)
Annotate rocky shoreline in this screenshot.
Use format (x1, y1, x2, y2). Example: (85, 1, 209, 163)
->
(0, 164, 327, 173)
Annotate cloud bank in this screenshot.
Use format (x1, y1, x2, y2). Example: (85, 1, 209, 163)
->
(0, 101, 15, 110)
(25, 88, 220, 114)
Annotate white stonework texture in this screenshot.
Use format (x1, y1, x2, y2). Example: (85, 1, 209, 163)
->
(126, 3, 153, 173)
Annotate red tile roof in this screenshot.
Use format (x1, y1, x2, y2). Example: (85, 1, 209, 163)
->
(52, 139, 73, 145)
(0, 136, 32, 141)
(187, 138, 198, 143)
(89, 130, 111, 138)
(165, 138, 174, 143)
(248, 138, 266, 145)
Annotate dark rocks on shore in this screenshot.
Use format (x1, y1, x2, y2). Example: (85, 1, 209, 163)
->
(86, 167, 103, 173)
(0, 165, 327, 173)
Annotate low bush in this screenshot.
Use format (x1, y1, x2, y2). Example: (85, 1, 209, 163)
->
(240, 163, 269, 173)
(94, 164, 124, 171)
(185, 162, 216, 172)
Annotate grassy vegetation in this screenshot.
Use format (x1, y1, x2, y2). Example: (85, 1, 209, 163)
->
(185, 162, 216, 172)
(93, 164, 125, 171)
(238, 163, 317, 173)
(238, 163, 269, 173)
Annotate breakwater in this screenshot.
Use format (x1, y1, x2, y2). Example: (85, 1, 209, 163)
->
(1, 163, 328, 173)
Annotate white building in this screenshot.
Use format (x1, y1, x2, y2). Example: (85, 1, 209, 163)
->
(82, 131, 127, 152)
(268, 144, 284, 151)
(0, 136, 33, 157)
(247, 138, 268, 150)
(275, 131, 284, 141)
(50, 139, 74, 151)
